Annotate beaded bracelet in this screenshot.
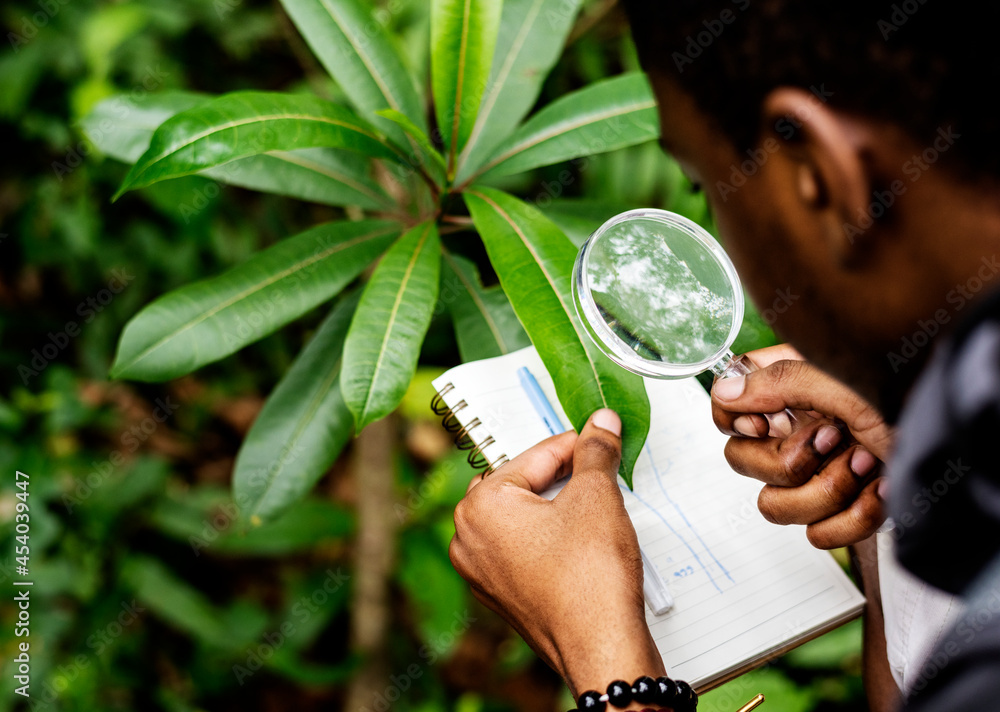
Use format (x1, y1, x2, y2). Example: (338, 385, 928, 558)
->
(572, 675, 697, 712)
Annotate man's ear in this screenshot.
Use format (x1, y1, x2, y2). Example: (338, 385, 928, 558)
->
(761, 88, 872, 266)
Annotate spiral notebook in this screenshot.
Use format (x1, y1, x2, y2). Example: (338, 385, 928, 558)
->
(432, 346, 865, 692)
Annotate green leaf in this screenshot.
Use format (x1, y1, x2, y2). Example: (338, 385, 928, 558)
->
(455, 0, 583, 183)
(234, 293, 360, 525)
(341, 220, 441, 430)
(376, 108, 447, 187)
(442, 250, 530, 361)
(279, 0, 426, 150)
(83, 91, 394, 209)
(542, 198, 640, 246)
(110, 220, 399, 381)
(473, 73, 660, 181)
(150, 487, 354, 555)
(396, 527, 469, 652)
(81, 90, 207, 162)
(431, 0, 502, 174)
(114, 91, 400, 199)
(121, 555, 266, 649)
(464, 187, 650, 485)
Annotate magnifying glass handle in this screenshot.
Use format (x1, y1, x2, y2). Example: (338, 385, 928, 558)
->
(714, 352, 808, 438)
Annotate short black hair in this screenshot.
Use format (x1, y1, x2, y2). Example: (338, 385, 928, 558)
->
(623, 0, 1000, 178)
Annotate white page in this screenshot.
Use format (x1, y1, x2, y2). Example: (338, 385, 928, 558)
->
(433, 347, 864, 689)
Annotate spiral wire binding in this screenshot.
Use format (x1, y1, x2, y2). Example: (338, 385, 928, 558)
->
(431, 384, 508, 473)
(430, 383, 455, 415)
(454, 418, 481, 450)
(467, 436, 495, 470)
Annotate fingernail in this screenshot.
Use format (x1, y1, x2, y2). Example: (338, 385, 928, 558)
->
(813, 424, 842, 455)
(850, 448, 877, 477)
(877, 477, 889, 501)
(591, 408, 621, 436)
(713, 375, 746, 401)
(733, 415, 759, 437)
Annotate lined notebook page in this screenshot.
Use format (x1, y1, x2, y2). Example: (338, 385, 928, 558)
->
(433, 347, 864, 690)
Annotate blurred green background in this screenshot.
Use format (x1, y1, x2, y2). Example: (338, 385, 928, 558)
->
(0, 0, 864, 710)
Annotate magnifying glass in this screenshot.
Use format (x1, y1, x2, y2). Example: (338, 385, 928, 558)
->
(572, 209, 801, 435)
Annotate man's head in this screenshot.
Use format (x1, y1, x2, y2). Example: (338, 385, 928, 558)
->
(623, 0, 1000, 416)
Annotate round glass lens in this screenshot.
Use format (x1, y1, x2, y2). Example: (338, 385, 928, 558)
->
(572, 209, 744, 379)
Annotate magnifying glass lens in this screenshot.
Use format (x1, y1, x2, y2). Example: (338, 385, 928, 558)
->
(573, 210, 744, 379)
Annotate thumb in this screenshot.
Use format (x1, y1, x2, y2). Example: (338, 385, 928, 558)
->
(567, 409, 623, 491)
(711, 359, 884, 443)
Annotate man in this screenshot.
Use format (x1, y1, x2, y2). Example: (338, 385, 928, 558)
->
(448, 2, 1000, 709)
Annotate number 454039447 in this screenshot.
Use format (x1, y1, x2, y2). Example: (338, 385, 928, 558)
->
(14, 471, 29, 570)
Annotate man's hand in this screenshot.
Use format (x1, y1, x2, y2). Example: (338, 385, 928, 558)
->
(711, 345, 896, 549)
(449, 409, 665, 700)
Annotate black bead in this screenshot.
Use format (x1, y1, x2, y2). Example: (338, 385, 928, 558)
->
(656, 676, 678, 705)
(606, 680, 632, 707)
(632, 676, 658, 704)
(578, 690, 606, 711)
(675, 680, 697, 710)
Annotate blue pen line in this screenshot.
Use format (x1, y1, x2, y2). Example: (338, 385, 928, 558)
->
(621, 483, 723, 594)
(646, 445, 734, 585)
(518, 367, 565, 436)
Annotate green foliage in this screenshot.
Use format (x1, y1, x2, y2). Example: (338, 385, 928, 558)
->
(341, 220, 442, 431)
(441, 251, 531, 361)
(464, 187, 650, 484)
(114, 91, 401, 198)
(233, 293, 361, 525)
(431, 0, 501, 173)
(100, 0, 676, 517)
(280, 0, 428, 149)
(473, 72, 660, 181)
(110, 220, 400, 381)
(1, 0, 850, 709)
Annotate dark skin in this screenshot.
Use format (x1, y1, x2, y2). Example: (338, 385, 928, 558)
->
(450, 73, 1000, 711)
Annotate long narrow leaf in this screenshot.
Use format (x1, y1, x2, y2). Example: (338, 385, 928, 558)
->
(442, 250, 530, 361)
(376, 108, 447, 187)
(111, 220, 400, 381)
(455, 0, 583, 182)
(234, 292, 360, 526)
(81, 90, 207, 162)
(464, 186, 649, 485)
(341, 220, 441, 431)
(114, 92, 400, 199)
(472, 73, 660, 182)
(431, 0, 502, 175)
(83, 93, 392, 209)
(280, 0, 427, 150)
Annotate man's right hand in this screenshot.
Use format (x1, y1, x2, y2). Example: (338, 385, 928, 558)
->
(710, 344, 896, 549)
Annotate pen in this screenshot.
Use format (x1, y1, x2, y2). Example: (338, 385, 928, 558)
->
(735, 694, 765, 711)
(517, 366, 674, 615)
(518, 366, 565, 436)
